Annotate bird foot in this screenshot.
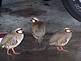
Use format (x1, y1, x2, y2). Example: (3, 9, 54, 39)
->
(61, 49, 69, 52)
(13, 52, 20, 55)
(57, 47, 69, 52)
(7, 53, 12, 55)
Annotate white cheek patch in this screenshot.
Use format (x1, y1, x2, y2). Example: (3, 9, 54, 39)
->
(66, 30, 71, 32)
(18, 30, 23, 33)
(32, 20, 35, 23)
(33, 17, 38, 20)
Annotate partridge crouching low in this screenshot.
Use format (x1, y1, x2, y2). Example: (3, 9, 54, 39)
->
(49, 27, 72, 52)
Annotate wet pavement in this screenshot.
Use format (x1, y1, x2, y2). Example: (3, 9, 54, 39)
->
(0, 0, 81, 61)
(0, 31, 80, 61)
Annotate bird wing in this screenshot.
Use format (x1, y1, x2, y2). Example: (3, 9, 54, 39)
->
(57, 35, 67, 45)
(1, 34, 17, 46)
(49, 32, 67, 45)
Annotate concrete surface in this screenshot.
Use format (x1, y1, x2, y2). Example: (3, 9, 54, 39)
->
(0, 0, 81, 33)
(0, 0, 81, 61)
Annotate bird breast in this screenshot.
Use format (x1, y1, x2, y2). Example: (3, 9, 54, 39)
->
(15, 34, 24, 46)
(32, 25, 45, 39)
(61, 33, 72, 46)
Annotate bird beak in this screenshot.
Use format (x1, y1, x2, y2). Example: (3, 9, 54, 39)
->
(30, 20, 32, 22)
(31, 19, 36, 23)
(22, 29, 24, 33)
(69, 29, 73, 32)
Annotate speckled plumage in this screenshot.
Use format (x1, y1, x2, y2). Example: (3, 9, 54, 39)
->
(1, 32, 24, 48)
(49, 28, 72, 52)
(32, 18, 46, 43)
(0, 28, 24, 55)
(49, 31, 72, 46)
(31, 18, 46, 48)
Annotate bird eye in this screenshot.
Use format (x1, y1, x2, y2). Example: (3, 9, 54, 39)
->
(66, 29, 71, 32)
(17, 30, 23, 33)
(20, 28, 22, 30)
(16, 28, 23, 33)
(32, 18, 38, 21)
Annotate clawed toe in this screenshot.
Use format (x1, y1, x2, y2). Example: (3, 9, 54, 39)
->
(13, 52, 20, 55)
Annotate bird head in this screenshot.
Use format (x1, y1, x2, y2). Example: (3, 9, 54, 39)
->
(15, 28, 23, 34)
(31, 17, 39, 23)
(64, 27, 72, 33)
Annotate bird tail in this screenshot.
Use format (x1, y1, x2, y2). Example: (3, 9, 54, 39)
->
(0, 44, 4, 48)
(38, 38, 42, 44)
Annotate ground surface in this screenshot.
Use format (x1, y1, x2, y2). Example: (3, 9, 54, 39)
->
(0, 0, 81, 61)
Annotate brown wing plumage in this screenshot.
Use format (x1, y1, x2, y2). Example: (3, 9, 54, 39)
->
(49, 32, 68, 46)
(1, 33, 17, 47)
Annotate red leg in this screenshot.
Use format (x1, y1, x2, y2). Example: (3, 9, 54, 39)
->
(60, 47, 69, 52)
(56, 47, 61, 51)
(7, 49, 12, 55)
(12, 48, 20, 55)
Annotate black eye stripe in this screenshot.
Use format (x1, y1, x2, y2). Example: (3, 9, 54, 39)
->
(32, 18, 38, 21)
(66, 29, 70, 30)
(17, 29, 22, 31)
(65, 29, 70, 30)
(16, 29, 23, 33)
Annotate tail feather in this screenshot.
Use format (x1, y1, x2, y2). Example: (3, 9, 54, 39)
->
(38, 38, 42, 43)
(0, 44, 4, 48)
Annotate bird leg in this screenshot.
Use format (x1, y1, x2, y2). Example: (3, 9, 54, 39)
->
(7, 49, 12, 55)
(60, 47, 69, 52)
(57, 46, 69, 52)
(38, 38, 42, 48)
(11, 48, 20, 55)
(38, 42, 42, 48)
(56, 47, 62, 51)
(34, 39, 39, 48)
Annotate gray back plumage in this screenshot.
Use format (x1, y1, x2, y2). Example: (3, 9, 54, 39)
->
(49, 31, 72, 46)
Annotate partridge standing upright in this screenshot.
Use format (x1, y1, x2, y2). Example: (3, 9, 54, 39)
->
(0, 28, 24, 55)
(31, 17, 46, 47)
